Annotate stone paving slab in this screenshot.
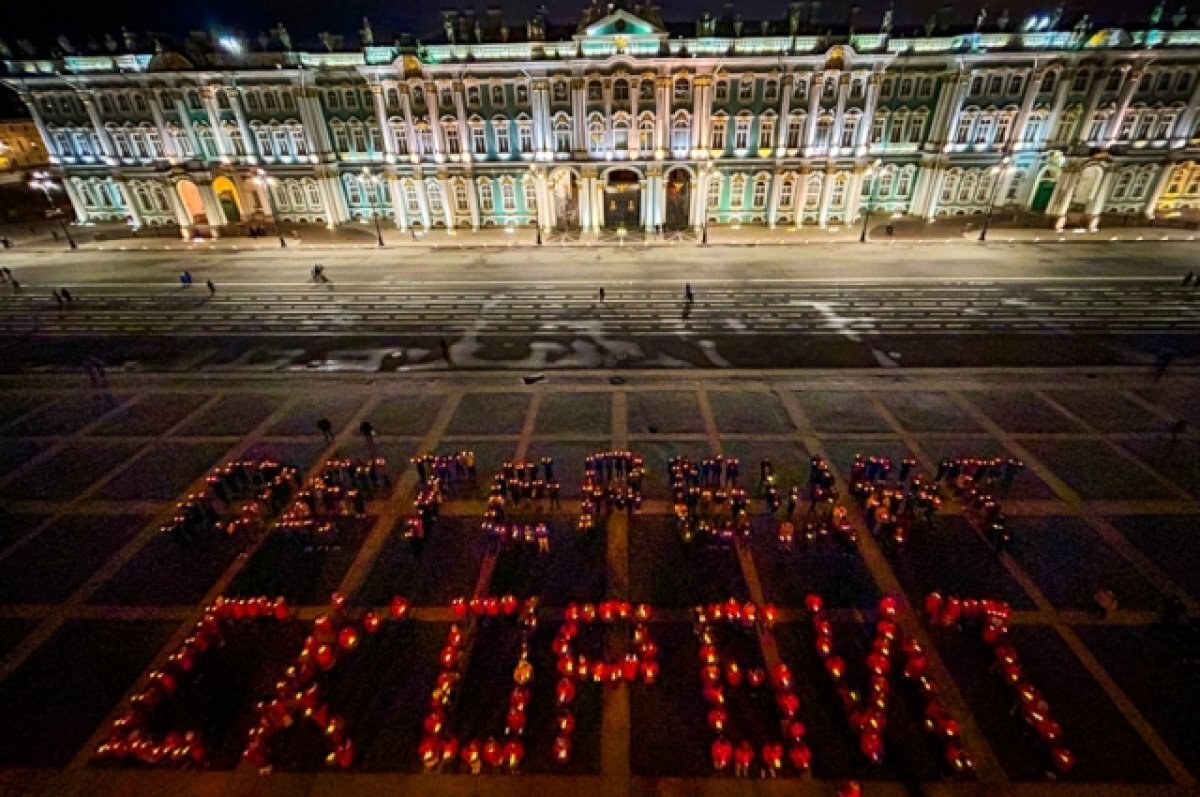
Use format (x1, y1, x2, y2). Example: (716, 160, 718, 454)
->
(0, 372, 1196, 793)
(1075, 625, 1200, 780)
(172, 394, 286, 436)
(86, 394, 211, 438)
(1043, 391, 1171, 434)
(0, 514, 148, 604)
(1105, 515, 1200, 602)
(0, 394, 126, 438)
(960, 390, 1086, 434)
(0, 441, 143, 501)
(1007, 517, 1160, 611)
(0, 440, 50, 479)
(0, 620, 178, 766)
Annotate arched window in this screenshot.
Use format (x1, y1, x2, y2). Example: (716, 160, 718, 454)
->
(304, 179, 321, 209)
(779, 176, 796, 209)
(877, 167, 894, 198)
(427, 179, 445, 215)
(134, 94, 147, 113)
(152, 184, 170, 213)
(491, 116, 511, 155)
(941, 169, 961, 203)
(587, 80, 603, 101)
(289, 123, 308, 157)
(706, 175, 722, 210)
(751, 174, 770, 210)
(734, 112, 753, 150)
(612, 113, 630, 151)
(730, 173, 747, 210)
(134, 183, 154, 213)
(1041, 71, 1057, 93)
(442, 117, 461, 154)
(830, 175, 847, 208)
(976, 171, 994, 203)
(453, 179, 470, 213)
(1112, 170, 1134, 200)
(478, 178, 495, 212)
(815, 115, 833, 149)
(1130, 168, 1153, 199)
(344, 173, 363, 206)
(958, 171, 978, 203)
(588, 113, 606, 155)
(118, 95, 132, 113)
(759, 112, 777, 150)
(1073, 69, 1090, 92)
(500, 178, 517, 212)
(349, 120, 368, 153)
(764, 79, 779, 101)
(805, 174, 823, 210)
(787, 113, 805, 149)
(673, 78, 691, 101)
(638, 113, 655, 152)
(671, 112, 691, 151)
(613, 79, 629, 102)
(289, 182, 306, 208)
(896, 166, 915, 196)
(640, 80, 654, 100)
(840, 110, 860, 148)
(554, 114, 572, 153)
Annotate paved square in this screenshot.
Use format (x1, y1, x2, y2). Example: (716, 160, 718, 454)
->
(0, 371, 1196, 797)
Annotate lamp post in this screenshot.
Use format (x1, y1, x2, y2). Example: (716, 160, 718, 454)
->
(28, 171, 76, 250)
(859, 158, 882, 243)
(252, 168, 287, 248)
(359, 168, 385, 247)
(979, 156, 1011, 242)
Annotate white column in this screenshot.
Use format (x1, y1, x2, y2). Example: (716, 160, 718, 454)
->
(593, 179, 604, 232)
(817, 169, 834, 227)
(691, 77, 710, 152)
(856, 75, 880, 152)
(439, 176, 455, 228)
(845, 170, 864, 223)
(173, 97, 204, 159)
(61, 177, 88, 222)
(572, 79, 588, 156)
(578, 173, 593, 229)
(115, 180, 143, 228)
(467, 177, 481, 230)
(803, 75, 822, 155)
(427, 84, 446, 159)
(1048, 167, 1082, 227)
(777, 76, 794, 155)
(1011, 69, 1043, 151)
(1087, 168, 1117, 230)
(454, 83, 472, 156)
(655, 173, 667, 227)
(17, 92, 56, 159)
(1045, 69, 1074, 145)
(201, 87, 231, 158)
(164, 181, 191, 232)
(372, 85, 397, 158)
(1173, 78, 1200, 146)
(198, 181, 227, 229)
(400, 90, 419, 161)
(147, 91, 180, 161)
(300, 88, 334, 156)
(767, 169, 783, 228)
(387, 175, 409, 230)
(80, 93, 117, 160)
(1143, 164, 1173, 220)
(415, 176, 432, 229)
(1075, 70, 1110, 146)
(830, 76, 850, 154)
(1103, 67, 1140, 150)
(938, 73, 973, 151)
(655, 78, 670, 152)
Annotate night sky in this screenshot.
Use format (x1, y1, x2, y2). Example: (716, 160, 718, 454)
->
(0, 0, 1166, 49)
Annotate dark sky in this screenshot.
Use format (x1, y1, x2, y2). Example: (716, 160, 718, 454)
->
(0, 0, 1163, 48)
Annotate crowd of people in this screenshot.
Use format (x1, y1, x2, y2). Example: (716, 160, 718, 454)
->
(161, 459, 297, 543)
(578, 451, 645, 534)
(936, 456, 1024, 553)
(275, 456, 389, 550)
(847, 455, 942, 545)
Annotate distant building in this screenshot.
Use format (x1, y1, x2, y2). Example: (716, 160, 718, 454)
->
(2, 1, 1200, 237)
(0, 118, 46, 174)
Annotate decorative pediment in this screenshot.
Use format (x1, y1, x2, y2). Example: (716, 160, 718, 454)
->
(580, 9, 664, 38)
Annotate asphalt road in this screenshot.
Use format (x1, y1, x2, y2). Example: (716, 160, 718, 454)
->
(0, 241, 1197, 371)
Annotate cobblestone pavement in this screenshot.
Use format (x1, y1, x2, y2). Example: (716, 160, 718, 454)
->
(0, 369, 1196, 797)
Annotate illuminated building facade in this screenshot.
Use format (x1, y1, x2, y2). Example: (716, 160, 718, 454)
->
(3, 2, 1200, 237)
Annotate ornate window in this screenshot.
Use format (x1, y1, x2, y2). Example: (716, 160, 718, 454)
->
(344, 174, 363, 205)
(896, 166, 915, 196)
(730, 173, 746, 210)
(517, 117, 533, 153)
(478, 179, 495, 212)
(587, 80, 603, 101)
(710, 113, 728, 150)
(941, 169, 961, 203)
(787, 113, 805, 149)
(640, 79, 654, 100)
(751, 174, 769, 210)
(553, 81, 569, 102)
(760, 115, 777, 150)
(739, 77, 754, 101)
(500, 178, 517, 212)
(734, 112, 752, 149)
(290, 124, 308, 156)
(613, 79, 629, 102)
(467, 85, 482, 106)
(490, 85, 505, 105)
(471, 120, 486, 155)
(492, 117, 511, 155)
(612, 113, 630, 151)
(427, 179, 445, 215)
(523, 178, 537, 212)
(830, 175, 847, 208)
(554, 114, 572, 153)
(444, 120, 461, 154)
(671, 111, 691, 151)
(840, 112, 859, 148)
(764, 80, 780, 102)
(779, 177, 796, 209)
(588, 113, 606, 155)
(674, 78, 691, 101)
(453, 179, 470, 213)
(706, 175, 722, 210)
(715, 80, 729, 102)
(516, 84, 529, 104)
(638, 113, 655, 152)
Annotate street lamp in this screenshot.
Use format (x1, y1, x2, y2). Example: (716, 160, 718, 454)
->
(979, 156, 1011, 242)
(252, 168, 287, 248)
(859, 158, 882, 244)
(359, 168, 385, 247)
(28, 171, 76, 250)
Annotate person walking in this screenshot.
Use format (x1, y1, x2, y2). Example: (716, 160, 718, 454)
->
(359, 420, 378, 456)
(205, 279, 216, 296)
(598, 287, 605, 303)
(440, 336, 452, 366)
(52, 289, 63, 308)
(685, 283, 694, 303)
(1185, 271, 1195, 287)
(317, 417, 334, 442)
(60, 288, 73, 303)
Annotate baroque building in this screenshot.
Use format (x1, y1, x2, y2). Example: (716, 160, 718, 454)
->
(3, 2, 1200, 238)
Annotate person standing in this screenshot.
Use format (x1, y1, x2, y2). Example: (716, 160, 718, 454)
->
(359, 420, 378, 455)
(317, 417, 334, 442)
(685, 283, 694, 303)
(598, 287, 606, 303)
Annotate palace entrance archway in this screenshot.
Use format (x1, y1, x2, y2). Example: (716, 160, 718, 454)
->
(603, 169, 640, 230)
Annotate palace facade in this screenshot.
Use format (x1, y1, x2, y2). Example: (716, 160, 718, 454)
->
(4, 3, 1200, 238)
